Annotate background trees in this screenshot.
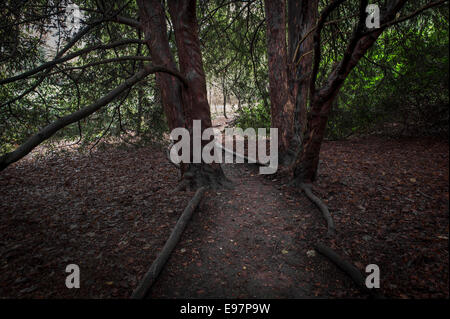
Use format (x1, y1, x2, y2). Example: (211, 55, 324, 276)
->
(0, 0, 448, 186)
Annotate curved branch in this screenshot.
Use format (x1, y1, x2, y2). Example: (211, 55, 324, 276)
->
(316, 0, 410, 103)
(0, 39, 146, 85)
(0, 65, 187, 171)
(39, 56, 153, 76)
(310, 0, 346, 98)
(107, 15, 142, 30)
(0, 19, 104, 107)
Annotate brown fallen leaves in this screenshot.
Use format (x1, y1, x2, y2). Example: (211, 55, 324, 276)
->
(0, 143, 193, 298)
(311, 136, 449, 298)
(0, 136, 447, 299)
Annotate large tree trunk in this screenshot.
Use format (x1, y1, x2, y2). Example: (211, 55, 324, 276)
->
(137, 0, 185, 131)
(264, 0, 294, 162)
(286, 0, 318, 161)
(168, 0, 229, 189)
(137, 0, 228, 189)
(292, 0, 406, 184)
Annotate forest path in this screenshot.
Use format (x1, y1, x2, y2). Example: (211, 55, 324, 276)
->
(149, 163, 325, 298)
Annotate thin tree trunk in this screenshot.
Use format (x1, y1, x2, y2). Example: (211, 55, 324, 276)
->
(222, 79, 228, 119)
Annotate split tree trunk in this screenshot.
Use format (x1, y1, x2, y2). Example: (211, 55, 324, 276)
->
(292, 0, 406, 183)
(168, 0, 229, 189)
(138, 0, 229, 189)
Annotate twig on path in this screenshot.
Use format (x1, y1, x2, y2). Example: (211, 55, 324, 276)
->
(131, 186, 207, 299)
(417, 189, 433, 200)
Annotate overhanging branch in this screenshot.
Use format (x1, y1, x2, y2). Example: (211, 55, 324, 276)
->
(0, 64, 187, 171)
(0, 39, 147, 85)
(310, 0, 346, 98)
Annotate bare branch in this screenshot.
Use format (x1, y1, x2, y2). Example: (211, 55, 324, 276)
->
(0, 65, 188, 171)
(362, 0, 449, 36)
(310, 0, 346, 98)
(35, 56, 153, 76)
(0, 39, 146, 85)
(107, 15, 142, 30)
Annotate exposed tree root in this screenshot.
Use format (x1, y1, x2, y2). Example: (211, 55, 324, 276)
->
(182, 163, 233, 190)
(131, 186, 207, 299)
(293, 175, 383, 298)
(314, 242, 384, 299)
(169, 179, 189, 194)
(299, 183, 336, 236)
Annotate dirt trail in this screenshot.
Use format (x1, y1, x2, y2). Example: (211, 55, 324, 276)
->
(149, 163, 349, 298)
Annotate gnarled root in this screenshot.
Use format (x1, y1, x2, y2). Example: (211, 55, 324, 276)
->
(299, 182, 336, 237)
(314, 242, 384, 299)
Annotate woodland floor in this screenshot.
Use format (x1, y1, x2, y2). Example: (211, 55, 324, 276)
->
(0, 135, 448, 299)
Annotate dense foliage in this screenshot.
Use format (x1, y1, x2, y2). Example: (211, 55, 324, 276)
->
(327, 6, 449, 139)
(0, 0, 448, 156)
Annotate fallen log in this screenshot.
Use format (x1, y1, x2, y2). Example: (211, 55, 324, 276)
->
(130, 186, 207, 299)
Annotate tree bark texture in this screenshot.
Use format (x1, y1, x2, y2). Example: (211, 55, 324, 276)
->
(137, 0, 186, 131)
(264, 0, 294, 158)
(293, 0, 407, 183)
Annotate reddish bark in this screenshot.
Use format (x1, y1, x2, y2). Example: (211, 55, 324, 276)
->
(287, 0, 318, 141)
(295, 34, 384, 182)
(168, 0, 212, 133)
(137, 0, 185, 131)
(167, 0, 229, 188)
(264, 0, 294, 158)
(293, 98, 335, 183)
(263, 1, 319, 164)
(293, 1, 407, 183)
(137, 0, 227, 188)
